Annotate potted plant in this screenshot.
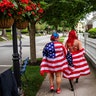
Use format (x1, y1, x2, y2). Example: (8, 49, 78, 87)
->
(0, 0, 17, 28)
(15, 0, 44, 29)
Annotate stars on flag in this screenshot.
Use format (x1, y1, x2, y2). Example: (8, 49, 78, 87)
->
(43, 42, 55, 58)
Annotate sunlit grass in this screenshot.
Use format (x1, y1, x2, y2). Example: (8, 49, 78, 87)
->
(59, 36, 64, 43)
(21, 65, 45, 96)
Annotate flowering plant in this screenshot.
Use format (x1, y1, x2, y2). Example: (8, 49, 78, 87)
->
(15, 0, 44, 22)
(0, 0, 44, 19)
(0, 0, 17, 19)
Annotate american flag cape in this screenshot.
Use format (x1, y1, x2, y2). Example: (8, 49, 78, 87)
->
(66, 50, 75, 72)
(40, 41, 68, 75)
(63, 48, 90, 79)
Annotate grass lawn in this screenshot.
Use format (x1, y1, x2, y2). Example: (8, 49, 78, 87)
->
(21, 65, 45, 96)
(0, 36, 4, 41)
(59, 36, 65, 43)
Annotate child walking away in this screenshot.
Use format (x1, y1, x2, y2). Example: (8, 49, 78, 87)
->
(63, 30, 90, 91)
(40, 32, 68, 94)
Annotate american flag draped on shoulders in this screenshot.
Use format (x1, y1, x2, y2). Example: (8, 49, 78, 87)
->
(40, 41, 68, 75)
(63, 48, 90, 79)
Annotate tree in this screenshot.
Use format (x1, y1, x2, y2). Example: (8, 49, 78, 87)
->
(1, 29, 7, 37)
(13, 0, 44, 64)
(27, 1, 44, 64)
(28, 0, 96, 63)
(14, 0, 96, 64)
(41, 0, 96, 29)
(41, 1, 67, 30)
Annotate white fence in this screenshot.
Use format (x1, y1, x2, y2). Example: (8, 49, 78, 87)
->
(79, 33, 96, 68)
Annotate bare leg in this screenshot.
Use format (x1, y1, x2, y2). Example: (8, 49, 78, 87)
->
(55, 72, 61, 90)
(49, 73, 54, 87)
(69, 79, 74, 91)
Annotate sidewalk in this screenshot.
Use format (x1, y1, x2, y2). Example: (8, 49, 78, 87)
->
(36, 36, 96, 96)
(36, 64, 96, 96)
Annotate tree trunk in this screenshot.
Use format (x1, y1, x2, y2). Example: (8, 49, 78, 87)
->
(1, 29, 7, 37)
(29, 21, 37, 64)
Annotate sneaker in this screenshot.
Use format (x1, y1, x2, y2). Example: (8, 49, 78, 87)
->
(50, 86, 54, 91)
(56, 88, 61, 94)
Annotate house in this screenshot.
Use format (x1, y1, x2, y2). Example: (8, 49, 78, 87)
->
(75, 21, 85, 33)
(85, 12, 96, 31)
(92, 12, 96, 28)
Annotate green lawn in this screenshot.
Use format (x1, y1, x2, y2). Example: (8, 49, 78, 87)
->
(0, 36, 4, 41)
(21, 65, 45, 96)
(59, 36, 65, 43)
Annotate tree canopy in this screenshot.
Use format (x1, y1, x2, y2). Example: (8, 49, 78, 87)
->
(37, 0, 96, 30)
(12, 0, 96, 63)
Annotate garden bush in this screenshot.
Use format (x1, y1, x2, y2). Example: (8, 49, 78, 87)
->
(6, 28, 11, 32)
(21, 28, 28, 34)
(88, 28, 96, 38)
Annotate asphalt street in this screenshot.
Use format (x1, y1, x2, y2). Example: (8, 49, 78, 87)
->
(0, 35, 50, 73)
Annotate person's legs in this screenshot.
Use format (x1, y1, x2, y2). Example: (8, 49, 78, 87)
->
(55, 72, 61, 93)
(75, 78, 79, 83)
(48, 73, 54, 90)
(69, 79, 74, 91)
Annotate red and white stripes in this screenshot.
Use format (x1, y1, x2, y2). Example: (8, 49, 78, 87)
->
(40, 42, 68, 75)
(63, 49, 90, 79)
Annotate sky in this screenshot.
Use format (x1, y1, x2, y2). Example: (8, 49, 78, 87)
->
(86, 12, 93, 20)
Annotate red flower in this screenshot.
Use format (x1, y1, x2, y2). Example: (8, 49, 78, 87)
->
(37, 8, 44, 14)
(8, 13, 12, 16)
(30, 3, 36, 10)
(25, 6, 32, 11)
(37, 3, 41, 7)
(0, 0, 16, 17)
(20, 0, 29, 4)
(32, 12, 35, 16)
(18, 12, 22, 15)
(1, 9, 4, 12)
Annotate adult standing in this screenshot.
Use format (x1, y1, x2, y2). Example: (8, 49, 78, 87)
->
(40, 32, 68, 94)
(63, 30, 90, 91)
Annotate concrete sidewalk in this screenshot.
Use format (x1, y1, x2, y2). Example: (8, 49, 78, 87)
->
(36, 36, 96, 96)
(36, 65, 96, 96)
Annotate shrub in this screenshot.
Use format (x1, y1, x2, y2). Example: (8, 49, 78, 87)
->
(21, 28, 28, 34)
(88, 28, 96, 38)
(6, 28, 11, 32)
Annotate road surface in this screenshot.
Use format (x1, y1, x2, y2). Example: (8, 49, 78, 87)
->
(0, 35, 50, 73)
